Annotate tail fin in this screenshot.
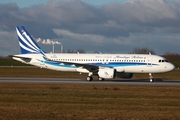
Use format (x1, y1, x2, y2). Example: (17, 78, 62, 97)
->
(16, 26, 45, 55)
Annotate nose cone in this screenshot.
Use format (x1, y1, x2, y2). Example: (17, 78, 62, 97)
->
(166, 63, 175, 72)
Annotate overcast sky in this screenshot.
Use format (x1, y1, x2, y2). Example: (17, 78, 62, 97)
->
(0, 0, 180, 56)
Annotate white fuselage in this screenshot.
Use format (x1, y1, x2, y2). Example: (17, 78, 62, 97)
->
(14, 26, 175, 81)
(13, 53, 175, 74)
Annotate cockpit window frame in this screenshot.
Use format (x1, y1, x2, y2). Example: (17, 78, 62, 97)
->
(159, 59, 169, 63)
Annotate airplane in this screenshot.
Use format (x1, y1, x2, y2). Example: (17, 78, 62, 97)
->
(13, 26, 175, 82)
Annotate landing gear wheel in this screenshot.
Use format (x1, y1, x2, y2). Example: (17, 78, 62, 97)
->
(149, 73, 154, 82)
(98, 77, 104, 81)
(86, 76, 93, 81)
(150, 79, 154, 82)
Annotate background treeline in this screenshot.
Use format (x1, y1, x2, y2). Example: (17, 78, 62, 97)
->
(163, 53, 180, 68)
(0, 48, 180, 68)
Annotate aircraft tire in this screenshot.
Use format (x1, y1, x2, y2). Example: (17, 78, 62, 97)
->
(87, 76, 93, 81)
(98, 77, 104, 81)
(150, 79, 154, 82)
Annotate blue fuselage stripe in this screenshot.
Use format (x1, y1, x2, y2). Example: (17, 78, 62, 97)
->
(41, 60, 156, 68)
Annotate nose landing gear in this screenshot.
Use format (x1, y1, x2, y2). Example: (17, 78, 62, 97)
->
(149, 73, 154, 82)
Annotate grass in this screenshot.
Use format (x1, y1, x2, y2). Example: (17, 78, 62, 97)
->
(0, 84, 180, 120)
(0, 59, 31, 66)
(0, 67, 86, 78)
(0, 67, 180, 119)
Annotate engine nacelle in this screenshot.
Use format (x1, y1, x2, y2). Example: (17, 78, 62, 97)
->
(98, 68, 116, 79)
(116, 73, 133, 79)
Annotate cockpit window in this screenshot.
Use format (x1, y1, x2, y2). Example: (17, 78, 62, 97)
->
(159, 59, 168, 63)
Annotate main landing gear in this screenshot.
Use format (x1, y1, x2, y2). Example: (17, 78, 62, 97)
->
(86, 72, 93, 81)
(86, 76, 93, 81)
(98, 77, 104, 81)
(149, 73, 154, 82)
(86, 76, 105, 81)
(86, 72, 104, 81)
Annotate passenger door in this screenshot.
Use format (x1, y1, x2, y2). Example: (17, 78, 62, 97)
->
(147, 56, 153, 67)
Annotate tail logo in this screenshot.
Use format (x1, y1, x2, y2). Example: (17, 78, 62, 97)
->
(16, 26, 43, 55)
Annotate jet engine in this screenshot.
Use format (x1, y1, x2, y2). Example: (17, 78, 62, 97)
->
(98, 68, 116, 79)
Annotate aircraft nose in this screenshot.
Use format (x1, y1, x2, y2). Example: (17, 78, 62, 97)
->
(167, 63, 175, 71)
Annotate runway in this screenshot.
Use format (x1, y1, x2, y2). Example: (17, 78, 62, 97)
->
(0, 77, 180, 86)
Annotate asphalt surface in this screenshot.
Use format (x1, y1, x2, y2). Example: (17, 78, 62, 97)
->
(0, 77, 180, 86)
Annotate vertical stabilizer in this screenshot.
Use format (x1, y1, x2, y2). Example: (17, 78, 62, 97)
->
(16, 26, 44, 55)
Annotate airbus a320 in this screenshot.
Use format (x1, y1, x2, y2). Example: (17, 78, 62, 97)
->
(13, 26, 175, 82)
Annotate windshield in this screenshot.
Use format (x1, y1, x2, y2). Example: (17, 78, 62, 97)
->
(159, 59, 168, 63)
